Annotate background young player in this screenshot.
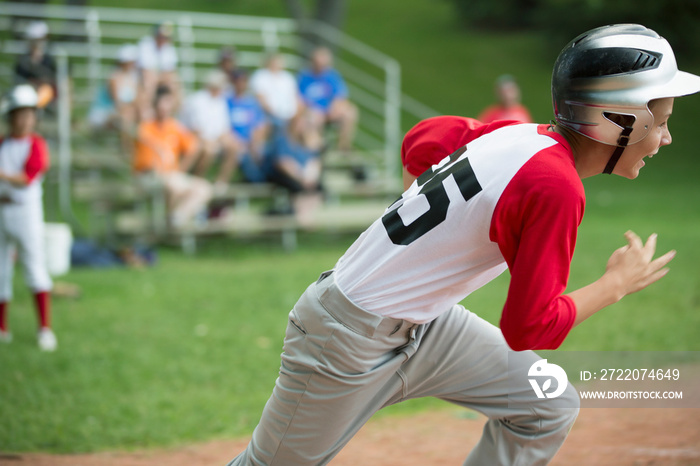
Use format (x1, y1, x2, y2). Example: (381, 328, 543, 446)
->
(0, 84, 56, 351)
(478, 74, 532, 124)
(228, 25, 700, 465)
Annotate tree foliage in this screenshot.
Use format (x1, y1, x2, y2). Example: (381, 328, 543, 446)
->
(447, 0, 700, 60)
(283, 0, 347, 56)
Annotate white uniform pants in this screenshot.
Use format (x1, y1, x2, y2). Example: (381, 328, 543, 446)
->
(228, 271, 579, 465)
(0, 201, 52, 301)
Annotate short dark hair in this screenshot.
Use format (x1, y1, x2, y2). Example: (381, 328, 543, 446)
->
(231, 69, 248, 81)
(153, 84, 173, 106)
(219, 46, 237, 62)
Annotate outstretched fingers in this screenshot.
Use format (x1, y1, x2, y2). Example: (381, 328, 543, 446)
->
(636, 266, 671, 290)
(624, 230, 644, 250)
(649, 249, 676, 271)
(613, 231, 676, 295)
(642, 232, 658, 261)
(633, 242, 676, 294)
(624, 231, 662, 262)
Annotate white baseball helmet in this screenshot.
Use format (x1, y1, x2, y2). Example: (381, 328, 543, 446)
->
(2, 84, 39, 114)
(552, 24, 700, 173)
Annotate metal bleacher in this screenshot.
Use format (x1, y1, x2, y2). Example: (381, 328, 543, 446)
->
(0, 2, 439, 252)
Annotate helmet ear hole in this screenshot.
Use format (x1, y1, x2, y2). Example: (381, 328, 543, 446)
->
(603, 112, 636, 129)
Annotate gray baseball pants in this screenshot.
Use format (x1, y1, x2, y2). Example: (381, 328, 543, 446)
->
(228, 271, 579, 465)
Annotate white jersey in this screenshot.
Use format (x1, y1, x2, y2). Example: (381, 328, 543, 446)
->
(334, 123, 567, 323)
(137, 35, 178, 72)
(249, 68, 299, 121)
(0, 135, 47, 204)
(180, 89, 231, 141)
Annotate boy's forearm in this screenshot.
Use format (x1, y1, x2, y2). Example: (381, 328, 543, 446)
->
(567, 273, 624, 327)
(0, 171, 30, 186)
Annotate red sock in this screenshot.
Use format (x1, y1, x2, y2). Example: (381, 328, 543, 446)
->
(0, 302, 7, 332)
(34, 291, 51, 329)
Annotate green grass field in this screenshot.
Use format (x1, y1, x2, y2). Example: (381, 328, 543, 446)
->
(1, 0, 700, 455)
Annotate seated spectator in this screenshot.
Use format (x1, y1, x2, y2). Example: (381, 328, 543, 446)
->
(228, 71, 321, 225)
(268, 125, 321, 194)
(181, 70, 240, 194)
(298, 46, 358, 153)
(133, 86, 212, 230)
(478, 74, 532, 124)
(88, 44, 140, 156)
(137, 21, 180, 120)
(218, 46, 238, 79)
(266, 125, 322, 227)
(226, 70, 271, 184)
(14, 21, 57, 109)
(249, 53, 304, 132)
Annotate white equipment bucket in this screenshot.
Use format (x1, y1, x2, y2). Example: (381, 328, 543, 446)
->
(44, 222, 73, 277)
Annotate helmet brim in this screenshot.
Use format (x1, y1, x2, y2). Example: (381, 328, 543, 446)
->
(653, 70, 700, 100)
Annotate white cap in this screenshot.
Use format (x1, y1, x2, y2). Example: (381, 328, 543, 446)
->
(25, 21, 49, 40)
(2, 84, 39, 114)
(205, 69, 229, 89)
(118, 44, 138, 63)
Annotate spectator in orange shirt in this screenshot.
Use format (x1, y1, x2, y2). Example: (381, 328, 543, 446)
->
(133, 85, 212, 230)
(478, 74, 532, 124)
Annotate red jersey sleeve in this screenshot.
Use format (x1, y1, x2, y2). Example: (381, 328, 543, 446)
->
(490, 145, 585, 351)
(25, 135, 50, 182)
(401, 116, 518, 177)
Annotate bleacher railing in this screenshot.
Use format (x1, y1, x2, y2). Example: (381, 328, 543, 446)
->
(0, 2, 440, 179)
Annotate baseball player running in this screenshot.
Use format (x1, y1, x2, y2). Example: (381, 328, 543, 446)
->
(0, 84, 55, 351)
(227, 25, 700, 465)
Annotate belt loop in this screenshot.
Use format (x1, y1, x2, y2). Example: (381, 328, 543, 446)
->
(317, 270, 333, 284)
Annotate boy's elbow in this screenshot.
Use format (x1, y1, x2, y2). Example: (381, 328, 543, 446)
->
(501, 327, 536, 352)
(501, 321, 562, 352)
(502, 326, 565, 352)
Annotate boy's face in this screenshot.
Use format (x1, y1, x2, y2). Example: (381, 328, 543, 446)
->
(9, 107, 36, 137)
(155, 94, 175, 120)
(311, 48, 331, 72)
(613, 97, 674, 179)
(497, 82, 520, 107)
(268, 56, 283, 72)
(233, 75, 248, 94)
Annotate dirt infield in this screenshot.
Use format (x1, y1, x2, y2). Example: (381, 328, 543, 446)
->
(3, 407, 699, 466)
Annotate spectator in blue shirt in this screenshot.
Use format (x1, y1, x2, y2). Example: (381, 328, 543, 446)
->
(228, 70, 322, 225)
(297, 47, 358, 154)
(226, 70, 271, 183)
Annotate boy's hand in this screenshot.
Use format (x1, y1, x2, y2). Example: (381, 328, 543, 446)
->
(604, 231, 676, 299)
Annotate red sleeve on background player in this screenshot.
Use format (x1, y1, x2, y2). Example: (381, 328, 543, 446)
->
(490, 144, 585, 351)
(477, 106, 499, 124)
(24, 135, 50, 183)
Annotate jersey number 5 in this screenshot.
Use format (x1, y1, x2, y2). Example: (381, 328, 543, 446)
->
(382, 147, 482, 245)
